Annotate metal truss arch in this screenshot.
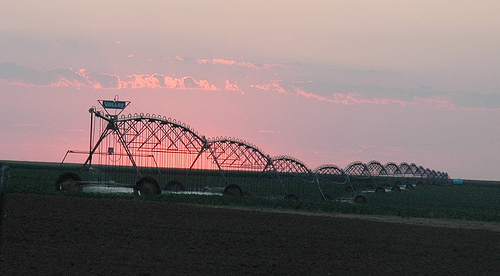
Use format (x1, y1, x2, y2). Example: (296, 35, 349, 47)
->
(269, 156, 312, 175)
(399, 162, 414, 177)
(204, 137, 271, 171)
(313, 164, 354, 200)
(266, 156, 316, 199)
(422, 168, 436, 182)
(87, 109, 208, 170)
(345, 162, 371, 178)
(384, 162, 402, 177)
(114, 115, 206, 154)
(429, 169, 437, 178)
(418, 166, 428, 178)
(367, 160, 388, 177)
(313, 164, 348, 184)
(409, 163, 422, 176)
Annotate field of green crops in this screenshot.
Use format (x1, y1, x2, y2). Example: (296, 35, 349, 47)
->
(1, 160, 500, 222)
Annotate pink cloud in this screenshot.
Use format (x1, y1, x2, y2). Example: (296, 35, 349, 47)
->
(49, 78, 87, 89)
(251, 81, 455, 108)
(0, 64, 220, 91)
(0, 62, 465, 109)
(195, 78, 219, 91)
(119, 74, 163, 89)
(198, 58, 281, 70)
(160, 75, 219, 90)
(331, 92, 456, 108)
(331, 93, 396, 105)
(113, 74, 220, 90)
(422, 96, 456, 109)
(224, 80, 239, 91)
(294, 88, 334, 102)
(250, 82, 288, 94)
(76, 69, 119, 89)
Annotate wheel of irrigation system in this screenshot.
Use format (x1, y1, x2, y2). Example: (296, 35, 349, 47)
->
(55, 172, 81, 193)
(354, 195, 367, 203)
(134, 176, 161, 195)
(406, 184, 414, 189)
(284, 194, 299, 201)
(392, 185, 401, 192)
(375, 187, 386, 193)
(223, 184, 243, 196)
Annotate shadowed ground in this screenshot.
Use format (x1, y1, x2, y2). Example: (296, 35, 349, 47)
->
(0, 193, 499, 275)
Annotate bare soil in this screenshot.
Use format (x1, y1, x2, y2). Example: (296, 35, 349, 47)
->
(1, 193, 499, 275)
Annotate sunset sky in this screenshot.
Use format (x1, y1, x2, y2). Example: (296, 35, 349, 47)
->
(1, 1, 500, 180)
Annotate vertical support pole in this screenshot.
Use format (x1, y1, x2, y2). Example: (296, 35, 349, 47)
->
(89, 108, 94, 167)
(0, 165, 10, 256)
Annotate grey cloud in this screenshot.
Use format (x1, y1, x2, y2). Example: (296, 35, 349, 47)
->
(0, 62, 90, 86)
(292, 80, 500, 109)
(452, 92, 500, 109)
(293, 81, 441, 101)
(0, 63, 219, 90)
(3, 61, 499, 109)
(0, 62, 53, 85)
(51, 68, 89, 84)
(87, 72, 120, 88)
(152, 74, 166, 87)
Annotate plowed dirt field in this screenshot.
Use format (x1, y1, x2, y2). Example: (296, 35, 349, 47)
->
(1, 193, 499, 275)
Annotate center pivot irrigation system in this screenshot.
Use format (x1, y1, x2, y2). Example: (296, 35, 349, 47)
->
(58, 98, 450, 202)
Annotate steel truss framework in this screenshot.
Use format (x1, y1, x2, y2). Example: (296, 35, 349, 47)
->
(385, 162, 402, 177)
(313, 164, 355, 200)
(72, 101, 451, 200)
(313, 165, 348, 184)
(204, 138, 269, 171)
(345, 162, 371, 178)
(400, 163, 414, 177)
(367, 161, 388, 177)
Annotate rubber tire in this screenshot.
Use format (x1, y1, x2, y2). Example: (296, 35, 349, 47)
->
(284, 194, 299, 201)
(223, 184, 243, 196)
(392, 186, 401, 192)
(375, 187, 386, 193)
(406, 184, 414, 189)
(55, 172, 81, 192)
(354, 195, 367, 203)
(134, 176, 161, 195)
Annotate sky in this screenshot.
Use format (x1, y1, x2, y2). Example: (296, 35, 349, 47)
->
(1, 1, 500, 180)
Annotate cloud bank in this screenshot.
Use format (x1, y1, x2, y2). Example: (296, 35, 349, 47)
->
(0, 62, 219, 91)
(1, 61, 499, 109)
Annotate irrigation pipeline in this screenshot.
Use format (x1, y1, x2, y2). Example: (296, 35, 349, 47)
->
(60, 100, 451, 200)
